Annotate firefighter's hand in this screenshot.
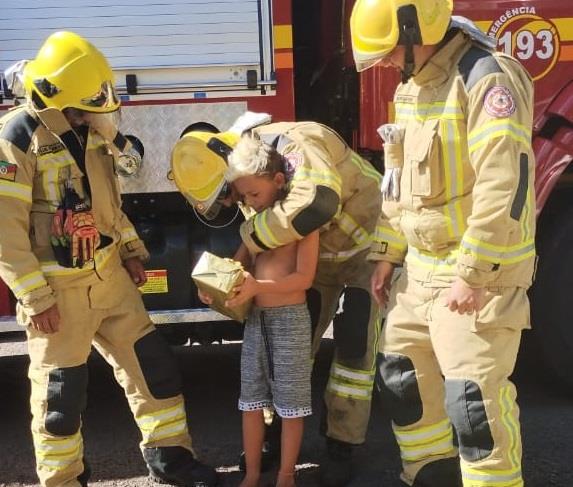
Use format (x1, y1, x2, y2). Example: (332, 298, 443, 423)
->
(30, 304, 61, 334)
(371, 261, 395, 307)
(226, 271, 258, 308)
(444, 278, 486, 315)
(198, 290, 213, 305)
(124, 257, 147, 286)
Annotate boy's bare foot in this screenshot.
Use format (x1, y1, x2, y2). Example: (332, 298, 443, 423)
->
(276, 470, 296, 487)
(239, 474, 261, 487)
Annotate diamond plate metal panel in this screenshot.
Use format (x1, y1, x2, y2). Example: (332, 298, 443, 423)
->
(118, 101, 247, 193)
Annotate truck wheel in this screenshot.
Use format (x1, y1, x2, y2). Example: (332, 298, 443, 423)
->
(529, 206, 573, 389)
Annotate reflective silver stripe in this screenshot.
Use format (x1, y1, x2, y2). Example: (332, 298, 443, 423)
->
(406, 246, 457, 271)
(319, 242, 370, 261)
(393, 418, 452, 444)
(253, 211, 280, 248)
(0, 180, 32, 203)
(328, 382, 371, 399)
(461, 463, 522, 485)
(11, 271, 47, 298)
(350, 153, 382, 184)
(332, 364, 375, 384)
(500, 385, 521, 469)
(374, 224, 407, 252)
(35, 433, 82, 470)
(460, 237, 535, 265)
(399, 435, 454, 461)
(441, 119, 464, 239)
(468, 120, 530, 154)
(292, 167, 342, 193)
(336, 212, 371, 247)
(395, 102, 463, 121)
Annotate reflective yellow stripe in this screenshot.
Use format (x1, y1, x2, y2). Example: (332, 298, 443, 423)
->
(393, 418, 452, 444)
(41, 244, 116, 276)
(500, 385, 521, 470)
(393, 419, 455, 461)
(35, 432, 82, 471)
(319, 242, 370, 262)
(406, 246, 458, 271)
(395, 101, 463, 121)
(460, 236, 535, 265)
(136, 402, 188, 443)
(292, 167, 342, 194)
(37, 153, 72, 171)
(440, 118, 465, 239)
(327, 381, 372, 400)
(468, 119, 530, 154)
(11, 270, 47, 298)
(336, 212, 372, 247)
(0, 180, 32, 203)
(253, 211, 281, 249)
(331, 364, 375, 386)
(462, 459, 523, 487)
(374, 224, 408, 252)
(121, 227, 138, 243)
(350, 154, 382, 184)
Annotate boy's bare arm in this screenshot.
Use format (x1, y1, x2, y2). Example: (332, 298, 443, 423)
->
(233, 242, 253, 270)
(225, 230, 319, 306)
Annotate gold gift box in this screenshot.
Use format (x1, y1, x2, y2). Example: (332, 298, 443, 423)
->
(191, 251, 252, 322)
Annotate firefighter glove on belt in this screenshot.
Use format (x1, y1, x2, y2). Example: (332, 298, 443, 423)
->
(378, 124, 404, 201)
(51, 183, 100, 268)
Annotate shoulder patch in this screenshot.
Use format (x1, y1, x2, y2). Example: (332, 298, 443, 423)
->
(483, 86, 516, 118)
(0, 110, 39, 154)
(458, 47, 503, 91)
(283, 152, 303, 179)
(0, 160, 17, 181)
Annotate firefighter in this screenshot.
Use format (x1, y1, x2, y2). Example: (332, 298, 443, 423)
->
(0, 32, 217, 487)
(171, 118, 383, 486)
(351, 1, 535, 486)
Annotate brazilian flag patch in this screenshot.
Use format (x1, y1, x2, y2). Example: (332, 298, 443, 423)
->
(0, 160, 17, 181)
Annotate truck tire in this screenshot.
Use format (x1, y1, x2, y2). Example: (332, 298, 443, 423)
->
(529, 206, 573, 389)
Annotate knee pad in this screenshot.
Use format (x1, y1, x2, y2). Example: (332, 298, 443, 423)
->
(376, 353, 422, 426)
(445, 379, 494, 462)
(45, 364, 88, 436)
(333, 287, 370, 360)
(134, 330, 182, 399)
(413, 457, 462, 487)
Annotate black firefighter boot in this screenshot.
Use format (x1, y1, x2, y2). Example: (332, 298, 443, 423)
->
(319, 438, 353, 487)
(144, 446, 218, 487)
(408, 457, 462, 487)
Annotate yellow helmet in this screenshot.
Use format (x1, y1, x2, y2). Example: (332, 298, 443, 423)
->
(170, 131, 240, 220)
(23, 31, 119, 113)
(351, 0, 453, 72)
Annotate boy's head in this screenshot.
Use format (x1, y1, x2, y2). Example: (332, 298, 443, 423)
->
(226, 135, 286, 213)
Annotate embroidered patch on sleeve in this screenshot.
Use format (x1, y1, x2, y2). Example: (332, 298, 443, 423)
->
(483, 86, 516, 118)
(283, 152, 303, 179)
(0, 161, 17, 181)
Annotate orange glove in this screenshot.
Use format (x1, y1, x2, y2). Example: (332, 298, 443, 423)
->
(63, 209, 100, 268)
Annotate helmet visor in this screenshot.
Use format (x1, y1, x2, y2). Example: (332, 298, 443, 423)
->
(80, 80, 118, 110)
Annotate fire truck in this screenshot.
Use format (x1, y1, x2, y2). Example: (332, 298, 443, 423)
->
(1, 1, 572, 384)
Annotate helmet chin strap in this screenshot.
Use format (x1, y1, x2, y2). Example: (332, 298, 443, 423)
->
(401, 41, 416, 83)
(396, 4, 422, 83)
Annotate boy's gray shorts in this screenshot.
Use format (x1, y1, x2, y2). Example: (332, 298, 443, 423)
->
(239, 303, 312, 418)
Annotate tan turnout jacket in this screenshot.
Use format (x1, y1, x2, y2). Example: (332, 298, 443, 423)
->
(0, 103, 148, 317)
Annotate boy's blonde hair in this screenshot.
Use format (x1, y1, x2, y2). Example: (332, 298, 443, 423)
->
(225, 134, 283, 182)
